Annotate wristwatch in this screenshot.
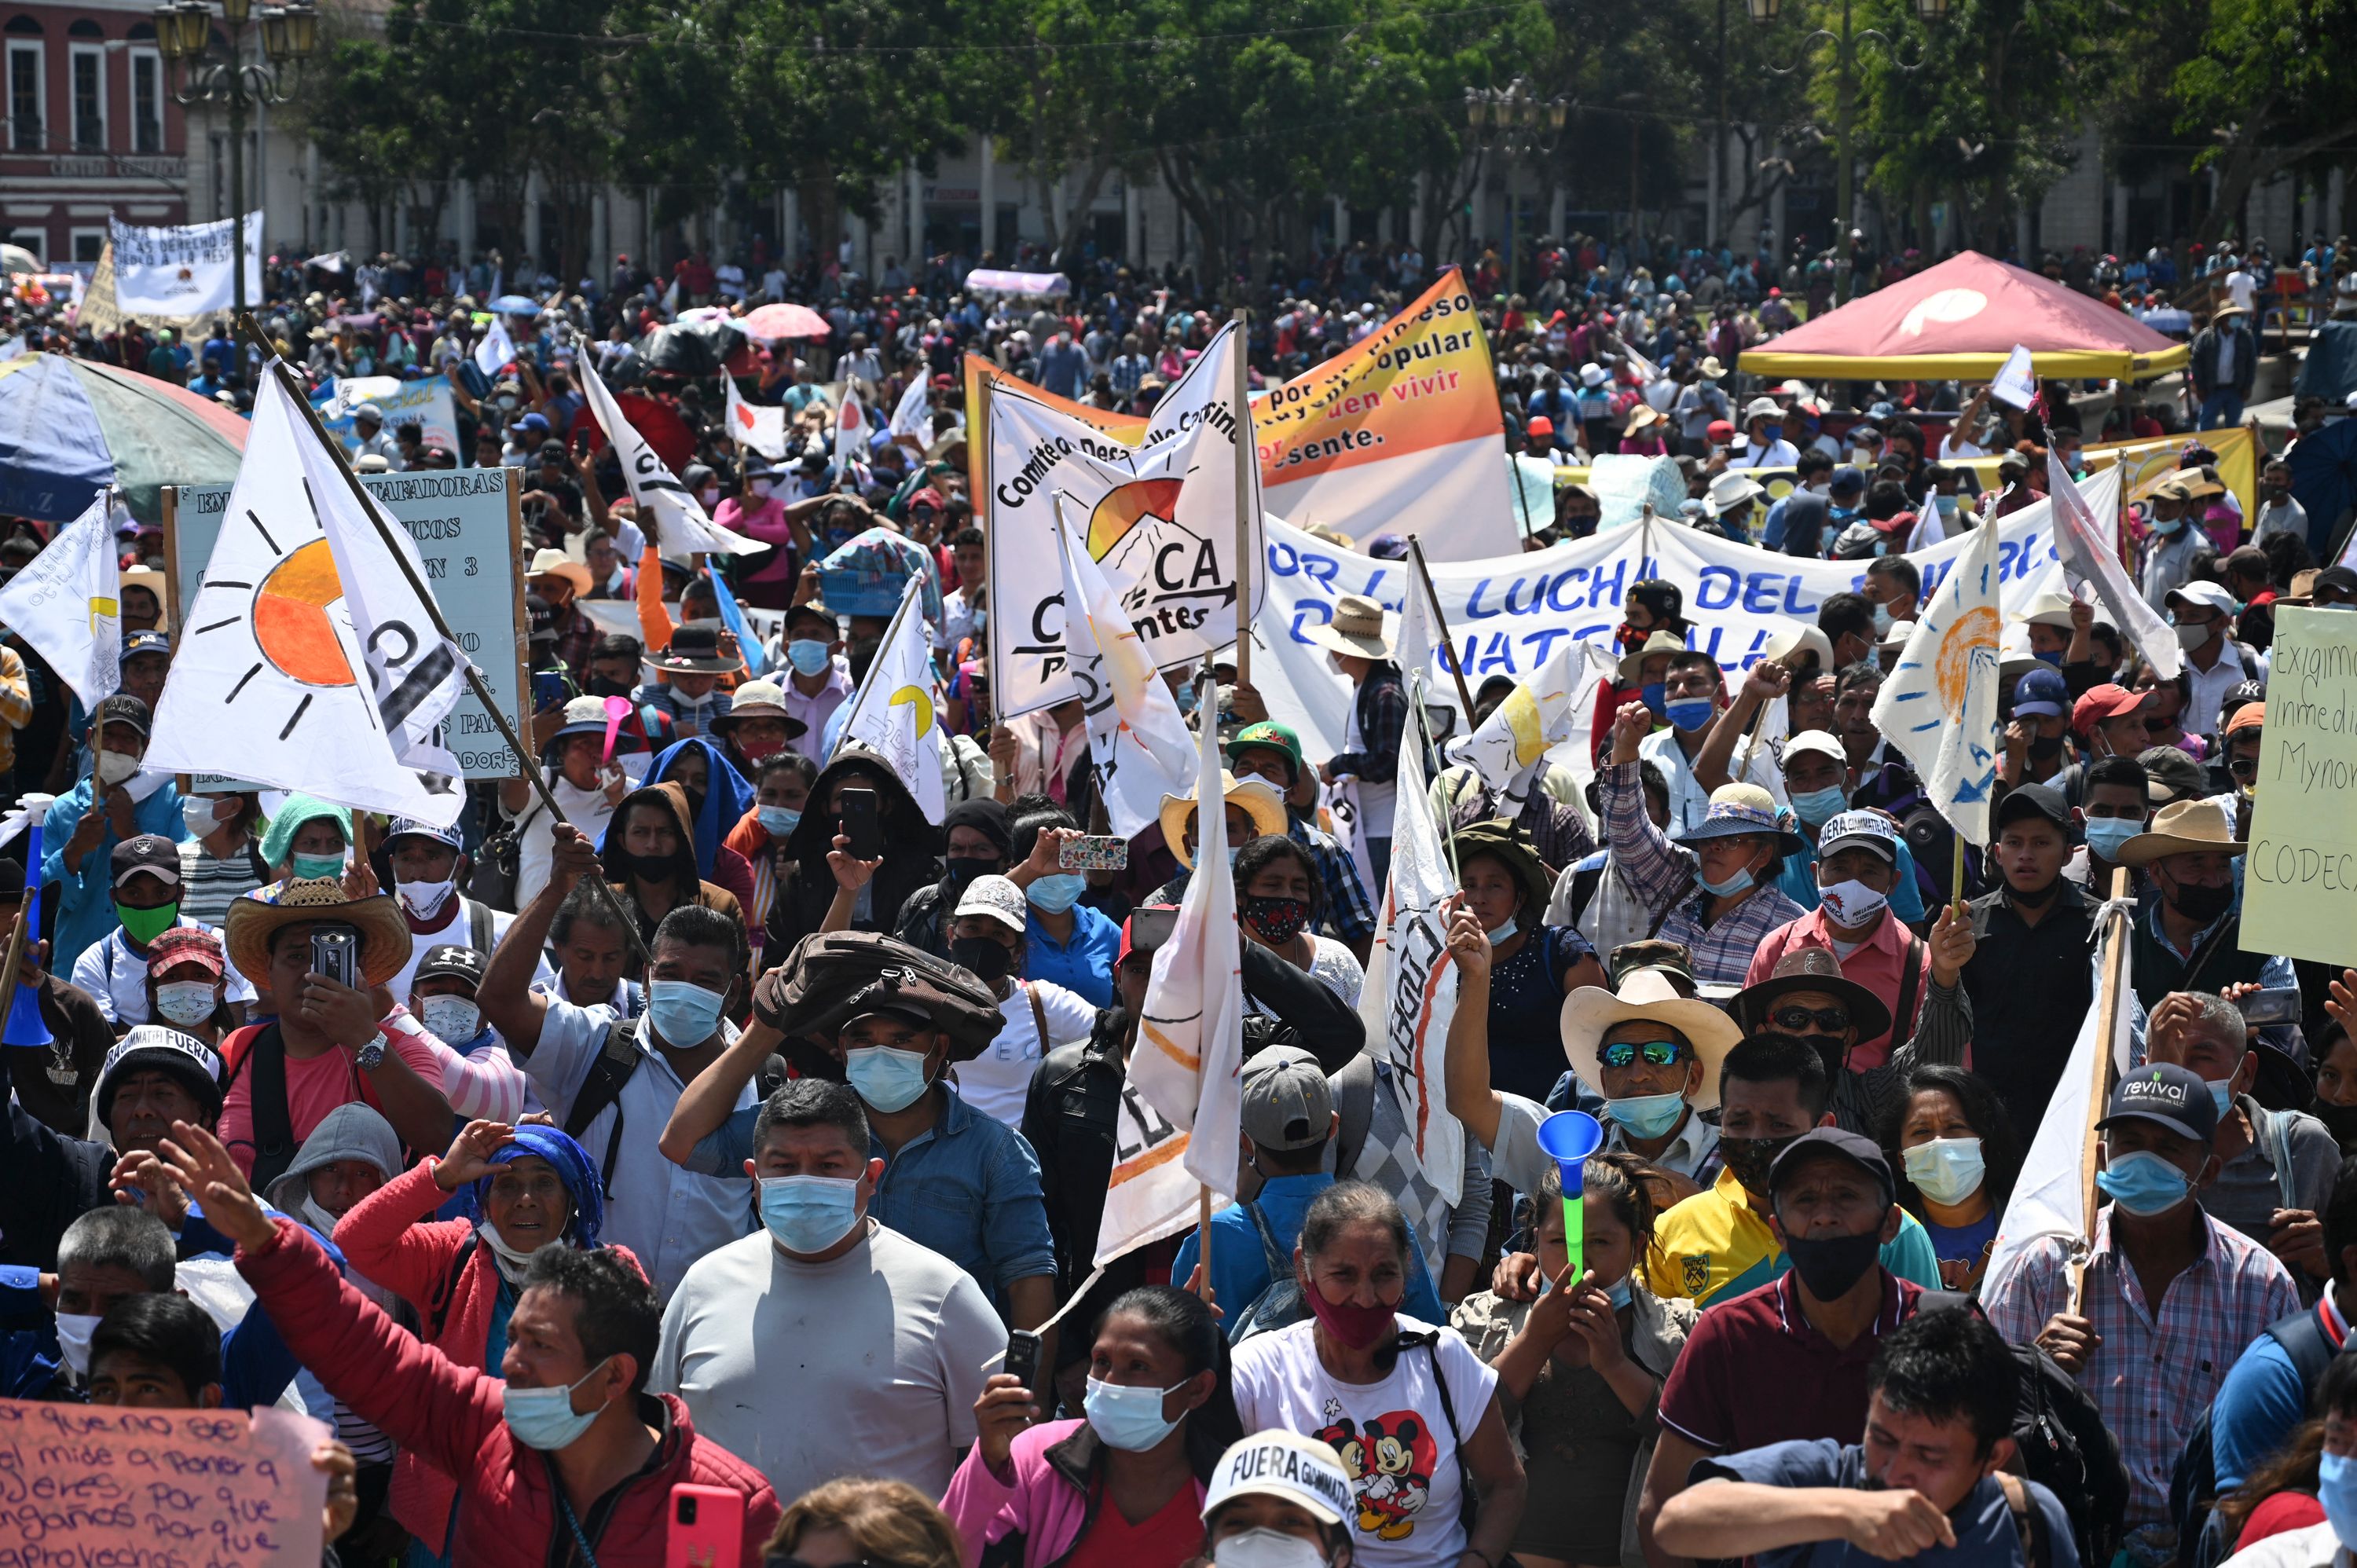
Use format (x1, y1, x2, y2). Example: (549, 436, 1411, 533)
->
(354, 1031, 389, 1071)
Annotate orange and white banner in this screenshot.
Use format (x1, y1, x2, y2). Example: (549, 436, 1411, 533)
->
(966, 270, 1516, 562)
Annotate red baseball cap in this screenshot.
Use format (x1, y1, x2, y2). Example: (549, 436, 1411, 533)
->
(2070, 683, 2146, 737)
(1526, 416, 1556, 438)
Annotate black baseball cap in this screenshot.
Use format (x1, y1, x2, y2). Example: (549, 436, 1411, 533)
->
(95, 691, 152, 736)
(1995, 782, 2071, 834)
(416, 944, 488, 986)
(2098, 1061, 2216, 1143)
(111, 833, 181, 890)
(1768, 1127, 1895, 1205)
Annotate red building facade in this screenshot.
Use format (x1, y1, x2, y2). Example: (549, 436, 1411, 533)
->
(0, 1, 189, 266)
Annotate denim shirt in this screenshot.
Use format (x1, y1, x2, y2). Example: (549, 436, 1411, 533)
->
(691, 1083, 1056, 1307)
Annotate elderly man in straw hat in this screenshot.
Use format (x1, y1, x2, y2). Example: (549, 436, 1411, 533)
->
(1440, 921, 1741, 1197)
(2116, 798, 2291, 1011)
(1304, 594, 1415, 888)
(217, 876, 455, 1187)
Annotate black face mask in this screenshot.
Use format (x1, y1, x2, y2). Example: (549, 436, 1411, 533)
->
(1719, 1132, 1802, 1194)
(944, 857, 997, 888)
(2313, 1100, 2357, 1152)
(2027, 734, 2064, 762)
(619, 849, 673, 884)
(2163, 877, 2236, 925)
(951, 935, 1014, 982)
(1781, 1229, 1883, 1302)
(2007, 874, 2060, 907)
(587, 676, 632, 698)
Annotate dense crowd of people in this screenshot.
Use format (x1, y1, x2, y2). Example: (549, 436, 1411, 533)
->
(1, 224, 2356, 1568)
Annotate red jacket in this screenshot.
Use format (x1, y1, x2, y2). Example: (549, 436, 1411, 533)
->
(335, 1159, 644, 1553)
(240, 1216, 772, 1568)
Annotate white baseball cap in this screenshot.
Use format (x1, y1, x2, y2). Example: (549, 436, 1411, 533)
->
(1782, 729, 1848, 767)
(952, 873, 1028, 935)
(1201, 1432, 1354, 1526)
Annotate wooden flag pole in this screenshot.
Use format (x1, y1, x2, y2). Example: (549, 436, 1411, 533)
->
(1406, 538, 1479, 719)
(233, 315, 652, 969)
(1192, 650, 1219, 1303)
(1230, 309, 1253, 688)
(2067, 865, 2132, 1317)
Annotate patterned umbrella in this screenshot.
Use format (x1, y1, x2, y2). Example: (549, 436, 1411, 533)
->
(0, 352, 247, 526)
(740, 302, 830, 340)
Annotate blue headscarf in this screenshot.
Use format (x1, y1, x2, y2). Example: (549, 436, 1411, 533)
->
(456, 1125, 604, 1250)
(633, 735, 755, 880)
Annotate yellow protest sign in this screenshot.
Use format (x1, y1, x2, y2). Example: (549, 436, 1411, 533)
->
(2242, 604, 2357, 965)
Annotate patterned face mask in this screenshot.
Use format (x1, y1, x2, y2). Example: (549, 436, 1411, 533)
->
(1241, 895, 1312, 944)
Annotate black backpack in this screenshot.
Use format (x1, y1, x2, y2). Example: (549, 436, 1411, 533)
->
(1918, 1291, 2128, 1568)
(563, 1015, 788, 1196)
(2168, 1302, 2337, 1568)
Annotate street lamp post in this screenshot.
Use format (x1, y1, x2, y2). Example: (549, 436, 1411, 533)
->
(1749, 0, 1945, 290)
(151, 0, 319, 321)
(1464, 78, 1567, 298)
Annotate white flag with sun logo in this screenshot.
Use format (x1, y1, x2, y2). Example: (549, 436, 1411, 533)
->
(147, 365, 465, 826)
(1052, 493, 1195, 839)
(1871, 504, 2004, 844)
(834, 574, 946, 822)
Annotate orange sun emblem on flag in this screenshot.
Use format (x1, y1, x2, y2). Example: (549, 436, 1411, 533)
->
(1086, 478, 1185, 557)
(1934, 605, 2000, 712)
(254, 539, 357, 687)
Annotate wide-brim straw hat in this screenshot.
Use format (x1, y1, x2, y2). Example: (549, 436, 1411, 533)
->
(1157, 774, 1289, 870)
(2115, 798, 2246, 866)
(1303, 594, 1398, 660)
(224, 876, 412, 990)
(1562, 969, 1744, 1114)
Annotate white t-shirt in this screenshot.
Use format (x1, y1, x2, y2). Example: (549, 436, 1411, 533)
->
(387, 893, 552, 1004)
(652, 1221, 1004, 1504)
(71, 916, 259, 1024)
(1229, 1314, 1498, 1568)
(511, 760, 644, 912)
(2217, 1522, 2336, 1568)
(952, 980, 1097, 1126)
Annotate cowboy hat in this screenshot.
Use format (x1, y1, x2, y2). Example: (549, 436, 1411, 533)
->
(1157, 773, 1289, 870)
(1696, 356, 1726, 378)
(224, 876, 412, 989)
(1617, 628, 1690, 683)
(525, 547, 594, 599)
(653, 621, 743, 674)
(1303, 594, 1398, 661)
(1625, 403, 1666, 434)
(1562, 969, 1744, 1113)
(709, 678, 806, 738)
(1451, 820, 1553, 914)
(1731, 946, 1893, 1047)
(2114, 797, 2246, 866)
(1706, 470, 1766, 518)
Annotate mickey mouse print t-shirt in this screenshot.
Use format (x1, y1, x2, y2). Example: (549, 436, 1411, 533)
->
(1229, 1315, 1497, 1568)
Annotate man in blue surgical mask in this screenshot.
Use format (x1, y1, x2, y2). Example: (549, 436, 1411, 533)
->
(651, 1076, 1004, 1506)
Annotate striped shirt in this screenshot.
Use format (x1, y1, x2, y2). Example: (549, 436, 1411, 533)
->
(1983, 1205, 2300, 1527)
(177, 839, 267, 929)
(1597, 760, 1805, 985)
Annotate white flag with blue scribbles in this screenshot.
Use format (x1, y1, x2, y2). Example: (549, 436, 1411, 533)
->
(1870, 509, 2005, 844)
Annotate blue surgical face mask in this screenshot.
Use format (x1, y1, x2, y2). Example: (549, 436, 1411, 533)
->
(1027, 873, 1087, 914)
(1604, 1090, 1687, 1139)
(1790, 785, 1847, 828)
(760, 1174, 862, 1255)
(1663, 698, 1714, 733)
(1901, 1137, 1986, 1206)
(2095, 1149, 2194, 1217)
(786, 638, 834, 676)
(1761, 423, 1783, 443)
(2154, 515, 2187, 537)
(758, 805, 802, 837)
(646, 979, 726, 1046)
(1607, 1277, 1634, 1310)
(2084, 817, 2142, 863)
(2033, 649, 2064, 666)
(1640, 681, 1666, 717)
(501, 1357, 611, 1451)
(1870, 602, 1894, 636)
(2208, 1079, 2235, 1118)
(2319, 1451, 2357, 1552)
(1175, 681, 1197, 716)
(291, 852, 346, 881)
(1698, 864, 1754, 898)
(1084, 1376, 1187, 1452)
(845, 1044, 933, 1113)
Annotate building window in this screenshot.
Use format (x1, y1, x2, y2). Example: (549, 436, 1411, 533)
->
(7, 42, 44, 152)
(69, 44, 103, 152)
(70, 227, 104, 264)
(7, 230, 43, 266)
(130, 50, 162, 152)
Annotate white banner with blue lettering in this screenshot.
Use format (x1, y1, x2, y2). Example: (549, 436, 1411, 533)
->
(1253, 464, 2116, 764)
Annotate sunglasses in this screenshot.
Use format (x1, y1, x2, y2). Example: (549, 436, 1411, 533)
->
(2227, 754, 2260, 779)
(1769, 1006, 1851, 1034)
(1600, 1039, 1685, 1068)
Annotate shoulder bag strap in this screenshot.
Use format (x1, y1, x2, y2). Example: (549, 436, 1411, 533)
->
(1242, 1201, 1288, 1280)
(1889, 934, 1925, 1054)
(1995, 1471, 2044, 1568)
(1025, 982, 1049, 1054)
(1645, 868, 1698, 939)
(1403, 1331, 1479, 1537)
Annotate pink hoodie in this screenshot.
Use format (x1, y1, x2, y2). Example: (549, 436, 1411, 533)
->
(940, 1417, 1208, 1568)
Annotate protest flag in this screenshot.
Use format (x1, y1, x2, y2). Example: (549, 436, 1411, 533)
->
(2048, 449, 2182, 680)
(473, 317, 515, 379)
(889, 371, 931, 445)
(147, 362, 467, 826)
(1050, 493, 1195, 839)
(1102, 661, 1246, 1264)
(1451, 635, 1613, 817)
(1904, 486, 1949, 552)
(705, 566, 768, 679)
(1871, 502, 2005, 848)
(724, 375, 789, 461)
(833, 575, 945, 823)
(577, 356, 767, 562)
(1990, 343, 2040, 412)
(835, 384, 870, 471)
(0, 489, 119, 710)
(1985, 870, 2133, 1301)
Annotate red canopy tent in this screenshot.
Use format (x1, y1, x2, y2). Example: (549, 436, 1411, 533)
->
(1738, 251, 2188, 382)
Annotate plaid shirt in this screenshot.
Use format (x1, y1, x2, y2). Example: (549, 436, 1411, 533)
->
(1596, 759, 1804, 984)
(551, 602, 599, 683)
(1329, 665, 1411, 785)
(1147, 808, 1376, 946)
(1983, 1205, 2300, 1528)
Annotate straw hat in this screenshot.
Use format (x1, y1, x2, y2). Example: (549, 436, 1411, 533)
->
(1157, 773, 1288, 869)
(1561, 969, 1744, 1113)
(2114, 798, 2247, 866)
(1302, 594, 1397, 661)
(224, 876, 412, 989)
(1617, 629, 1690, 683)
(526, 547, 593, 599)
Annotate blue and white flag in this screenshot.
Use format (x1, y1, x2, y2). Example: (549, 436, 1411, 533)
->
(1871, 504, 2004, 844)
(705, 566, 768, 679)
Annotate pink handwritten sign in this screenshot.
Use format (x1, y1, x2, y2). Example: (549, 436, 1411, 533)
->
(0, 1397, 327, 1568)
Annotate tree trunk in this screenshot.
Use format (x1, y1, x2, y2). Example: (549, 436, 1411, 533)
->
(1054, 152, 1113, 266)
(798, 164, 841, 279)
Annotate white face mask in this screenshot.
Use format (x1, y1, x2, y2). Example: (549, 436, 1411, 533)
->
(97, 751, 140, 786)
(182, 797, 229, 837)
(420, 994, 483, 1044)
(53, 1311, 101, 1376)
(1213, 1530, 1331, 1568)
(397, 877, 456, 919)
(155, 980, 218, 1028)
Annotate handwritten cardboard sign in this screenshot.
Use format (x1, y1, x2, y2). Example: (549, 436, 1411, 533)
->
(0, 1396, 326, 1568)
(2242, 604, 2357, 966)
